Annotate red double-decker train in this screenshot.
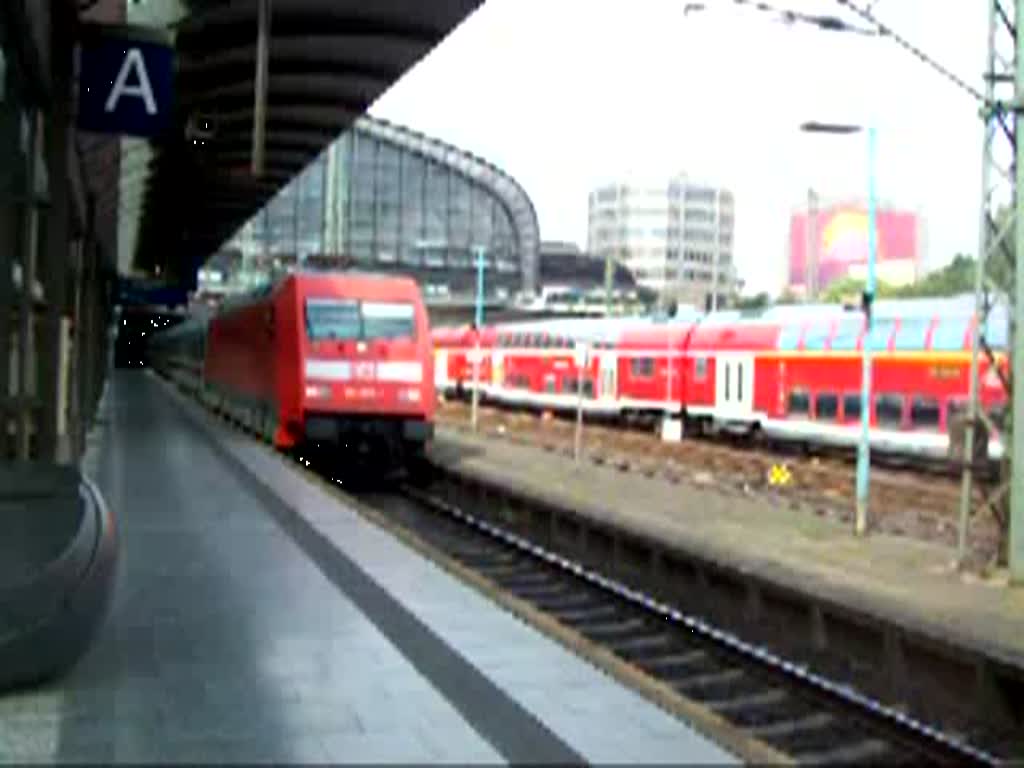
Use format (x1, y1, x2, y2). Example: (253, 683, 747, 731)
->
(433, 297, 1008, 462)
(152, 271, 435, 463)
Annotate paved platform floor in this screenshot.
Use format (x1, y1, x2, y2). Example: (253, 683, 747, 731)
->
(0, 371, 734, 764)
(428, 424, 1024, 671)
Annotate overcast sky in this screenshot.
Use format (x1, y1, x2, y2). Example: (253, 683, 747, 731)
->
(370, 0, 987, 295)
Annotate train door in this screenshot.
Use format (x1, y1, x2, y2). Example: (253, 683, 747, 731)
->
(599, 351, 617, 401)
(714, 353, 755, 420)
(434, 348, 448, 390)
(492, 351, 504, 389)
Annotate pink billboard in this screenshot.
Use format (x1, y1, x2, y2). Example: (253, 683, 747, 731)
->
(789, 206, 920, 289)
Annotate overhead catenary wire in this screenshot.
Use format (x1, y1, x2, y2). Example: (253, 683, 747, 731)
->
(702, 0, 988, 106)
(832, 0, 989, 105)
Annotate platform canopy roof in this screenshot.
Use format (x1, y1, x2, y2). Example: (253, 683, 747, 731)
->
(83, 0, 481, 285)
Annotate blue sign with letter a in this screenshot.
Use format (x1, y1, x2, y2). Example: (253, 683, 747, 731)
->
(78, 26, 175, 138)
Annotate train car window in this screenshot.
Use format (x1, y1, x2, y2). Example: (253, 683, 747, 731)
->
(694, 357, 708, 381)
(630, 357, 655, 378)
(737, 363, 743, 402)
(787, 390, 810, 416)
(544, 374, 557, 393)
(803, 324, 830, 351)
(893, 317, 930, 350)
(305, 298, 361, 340)
(362, 302, 416, 340)
(843, 394, 861, 421)
(985, 309, 1009, 348)
(875, 394, 904, 427)
(931, 318, 970, 351)
(866, 318, 895, 351)
(582, 379, 595, 398)
(910, 397, 941, 429)
(815, 393, 839, 420)
(777, 324, 802, 351)
(830, 318, 862, 351)
(724, 362, 731, 400)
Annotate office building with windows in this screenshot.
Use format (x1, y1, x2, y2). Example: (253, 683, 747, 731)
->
(227, 115, 540, 302)
(587, 175, 736, 309)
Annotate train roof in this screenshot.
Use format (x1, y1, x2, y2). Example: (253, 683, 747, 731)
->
(492, 315, 659, 343)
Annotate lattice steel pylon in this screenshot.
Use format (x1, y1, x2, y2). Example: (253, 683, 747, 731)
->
(957, 0, 1022, 579)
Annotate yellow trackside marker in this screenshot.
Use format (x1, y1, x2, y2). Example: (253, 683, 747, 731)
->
(768, 464, 792, 486)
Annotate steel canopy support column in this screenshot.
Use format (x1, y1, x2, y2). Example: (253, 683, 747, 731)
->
(16, 112, 40, 461)
(1011, 0, 1024, 582)
(37, 2, 73, 463)
(251, 0, 270, 178)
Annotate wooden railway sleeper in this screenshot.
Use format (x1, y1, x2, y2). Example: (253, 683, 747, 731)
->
(503, 580, 573, 600)
(530, 590, 604, 612)
(547, 602, 620, 624)
(468, 559, 537, 578)
(793, 738, 893, 765)
(703, 687, 788, 715)
(640, 650, 709, 675)
(605, 632, 677, 658)
(574, 616, 647, 638)
(670, 668, 745, 692)
(493, 569, 561, 588)
(746, 712, 836, 740)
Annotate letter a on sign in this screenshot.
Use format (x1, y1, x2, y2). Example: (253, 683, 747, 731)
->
(77, 24, 174, 138)
(105, 49, 157, 115)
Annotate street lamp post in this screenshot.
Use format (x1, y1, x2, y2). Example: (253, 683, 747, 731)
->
(800, 120, 877, 537)
(470, 245, 486, 432)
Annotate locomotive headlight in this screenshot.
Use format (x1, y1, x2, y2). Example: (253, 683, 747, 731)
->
(305, 383, 332, 399)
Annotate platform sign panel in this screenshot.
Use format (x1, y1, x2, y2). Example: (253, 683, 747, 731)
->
(77, 25, 175, 138)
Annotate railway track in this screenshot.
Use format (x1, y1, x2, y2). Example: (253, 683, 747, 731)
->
(322, 464, 998, 765)
(156, 366, 1016, 763)
(439, 399, 1003, 564)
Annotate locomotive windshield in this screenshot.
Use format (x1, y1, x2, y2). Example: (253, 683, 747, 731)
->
(305, 298, 416, 341)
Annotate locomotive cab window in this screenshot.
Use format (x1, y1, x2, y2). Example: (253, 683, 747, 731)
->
(305, 299, 361, 341)
(305, 299, 416, 341)
(875, 394, 904, 427)
(787, 389, 810, 417)
(362, 302, 416, 340)
(815, 393, 838, 420)
(910, 396, 941, 429)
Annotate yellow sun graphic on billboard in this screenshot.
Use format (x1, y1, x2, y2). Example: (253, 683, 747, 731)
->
(820, 209, 885, 264)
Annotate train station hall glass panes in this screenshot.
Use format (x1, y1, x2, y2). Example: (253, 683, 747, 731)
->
(226, 116, 539, 300)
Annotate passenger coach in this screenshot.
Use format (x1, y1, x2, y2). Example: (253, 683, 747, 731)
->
(432, 297, 1009, 462)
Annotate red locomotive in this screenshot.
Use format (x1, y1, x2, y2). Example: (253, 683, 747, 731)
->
(433, 298, 1008, 462)
(152, 271, 435, 463)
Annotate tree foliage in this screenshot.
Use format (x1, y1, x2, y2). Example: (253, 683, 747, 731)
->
(817, 253, 1006, 304)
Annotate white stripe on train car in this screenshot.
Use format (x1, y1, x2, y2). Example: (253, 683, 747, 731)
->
(377, 361, 423, 383)
(761, 418, 950, 458)
(305, 359, 352, 381)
